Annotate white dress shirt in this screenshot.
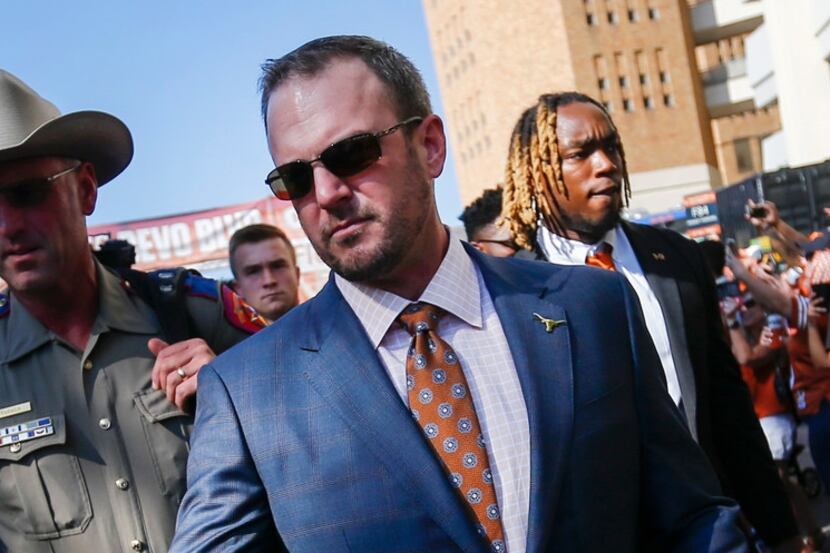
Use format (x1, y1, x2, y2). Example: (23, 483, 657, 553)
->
(537, 224, 683, 404)
(335, 237, 530, 553)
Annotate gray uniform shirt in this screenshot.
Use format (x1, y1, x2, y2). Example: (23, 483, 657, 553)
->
(0, 262, 251, 553)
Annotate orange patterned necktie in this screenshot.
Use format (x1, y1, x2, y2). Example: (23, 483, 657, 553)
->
(398, 302, 506, 552)
(585, 242, 616, 271)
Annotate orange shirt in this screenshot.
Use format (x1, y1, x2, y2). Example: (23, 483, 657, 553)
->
(786, 295, 830, 416)
(740, 362, 790, 419)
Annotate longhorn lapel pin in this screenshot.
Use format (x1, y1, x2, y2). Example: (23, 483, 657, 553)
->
(533, 313, 567, 333)
(652, 252, 666, 261)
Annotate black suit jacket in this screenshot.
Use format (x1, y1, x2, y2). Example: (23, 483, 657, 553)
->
(618, 221, 796, 544)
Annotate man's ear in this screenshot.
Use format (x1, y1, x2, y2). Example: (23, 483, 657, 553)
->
(469, 241, 486, 253)
(77, 162, 98, 216)
(420, 114, 447, 179)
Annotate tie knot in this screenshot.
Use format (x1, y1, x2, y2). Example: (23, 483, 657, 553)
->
(594, 242, 613, 256)
(585, 242, 615, 271)
(398, 302, 443, 336)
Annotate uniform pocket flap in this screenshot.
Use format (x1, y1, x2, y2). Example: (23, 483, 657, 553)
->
(134, 389, 190, 423)
(0, 413, 66, 462)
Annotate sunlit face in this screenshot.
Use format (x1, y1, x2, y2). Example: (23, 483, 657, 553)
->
(231, 237, 300, 321)
(551, 101, 623, 243)
(0, 157, 96, 294)
(265, 58, 443, 283)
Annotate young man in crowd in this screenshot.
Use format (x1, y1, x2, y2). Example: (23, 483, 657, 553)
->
(228, 223, 300, 323)
(459, 188, 520, 258)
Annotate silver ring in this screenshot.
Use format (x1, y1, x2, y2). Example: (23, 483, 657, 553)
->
(176, 367, 187, 379)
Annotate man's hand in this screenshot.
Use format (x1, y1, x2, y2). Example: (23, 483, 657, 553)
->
(720, 296, 741, 319)
(746, 199, 780, 231)
(808, 294, 827, 325)
(148, 337, 216, 411)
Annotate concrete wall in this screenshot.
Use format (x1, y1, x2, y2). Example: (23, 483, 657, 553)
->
(758, 1, 830, 167)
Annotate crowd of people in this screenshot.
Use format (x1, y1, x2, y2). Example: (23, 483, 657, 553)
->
(2, 33, 830, 553)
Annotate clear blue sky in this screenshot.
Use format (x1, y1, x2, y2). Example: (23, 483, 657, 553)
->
(2, 1, 463, 227)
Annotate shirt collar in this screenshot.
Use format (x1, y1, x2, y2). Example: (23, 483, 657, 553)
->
(94, 260, 159, 336)
(537, 223, 621, 265)
(335, 236, 483, 349)
(1, 261, 158, 364)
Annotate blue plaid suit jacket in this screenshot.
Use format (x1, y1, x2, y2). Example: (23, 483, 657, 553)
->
(170, 246, 747, 553)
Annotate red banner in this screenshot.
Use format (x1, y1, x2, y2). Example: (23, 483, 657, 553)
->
(86, 196, 330, 299)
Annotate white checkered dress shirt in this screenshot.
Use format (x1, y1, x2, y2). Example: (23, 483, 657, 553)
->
(335, 237, 530, 553)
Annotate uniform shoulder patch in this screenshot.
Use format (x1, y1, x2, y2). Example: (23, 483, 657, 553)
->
(183, 272, 219, 301)
(0, 293, 9, 319)
(221, 284, 269, 334)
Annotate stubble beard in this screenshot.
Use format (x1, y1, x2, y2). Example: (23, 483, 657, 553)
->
(312, 151, 432, 283)
(559, 200, 622, 244)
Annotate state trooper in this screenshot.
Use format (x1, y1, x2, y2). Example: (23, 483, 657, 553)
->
(0, 69, 260, 552)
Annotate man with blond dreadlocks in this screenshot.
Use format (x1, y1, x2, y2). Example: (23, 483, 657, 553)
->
(501, 91, 800, 552)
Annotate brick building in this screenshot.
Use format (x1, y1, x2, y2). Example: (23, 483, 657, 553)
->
(422, 0, 830, 214)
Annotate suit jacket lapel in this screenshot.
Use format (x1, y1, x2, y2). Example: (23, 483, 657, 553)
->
(622, 223, 698, 438)
(297, 279, 488, 553)
(473, 251, 574, 553)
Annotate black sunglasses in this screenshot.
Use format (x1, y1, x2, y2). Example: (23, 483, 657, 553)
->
(474, 239, 518, 250)
(265, 116, 423, 200)
(0, 162, 81, 209)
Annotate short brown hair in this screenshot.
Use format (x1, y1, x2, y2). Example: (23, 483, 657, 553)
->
(259, 35, 432, 131)
(228, 224, 295, 278)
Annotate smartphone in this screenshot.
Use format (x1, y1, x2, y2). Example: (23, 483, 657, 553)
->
(716, 279, 741, 300)
(748, 205, 768, 218)
(814, 283, 830, 310)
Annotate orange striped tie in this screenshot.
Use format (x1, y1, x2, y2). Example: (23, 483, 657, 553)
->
(585, 242, 615, 271)
(398, 302, 506, 552)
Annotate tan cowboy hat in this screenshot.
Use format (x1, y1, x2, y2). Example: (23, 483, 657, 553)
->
(0, 69, 133, 186)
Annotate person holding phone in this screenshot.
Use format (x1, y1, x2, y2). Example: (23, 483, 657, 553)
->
(722, 293, 823, 551)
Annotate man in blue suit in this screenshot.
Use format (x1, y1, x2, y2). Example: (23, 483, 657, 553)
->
(170, 35, 748, 552)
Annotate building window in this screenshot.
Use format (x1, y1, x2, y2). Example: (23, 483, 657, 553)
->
(623, 98, 634, 111)
(628, 8, 639, 22)
(598, 77, 608, 89)
(735, 138, 755, 173)
(587, 13, 596, 25)
(607, 10, 618, 24)
(602, 101, 613, 113)
(648, 7, 659, 20)
(639, 73, 648, 85)
(643, 96, 654, 109)
(619, 75, 628, 87)
(659, 70, 670, 83)
(663, 93, 675, 107)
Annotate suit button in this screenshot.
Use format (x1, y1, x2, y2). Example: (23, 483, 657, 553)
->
(98, 418, 111, 430)
(129, 539, 145, 551)
(83, 359, 93, 370)
(115, 478, 130, 490)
